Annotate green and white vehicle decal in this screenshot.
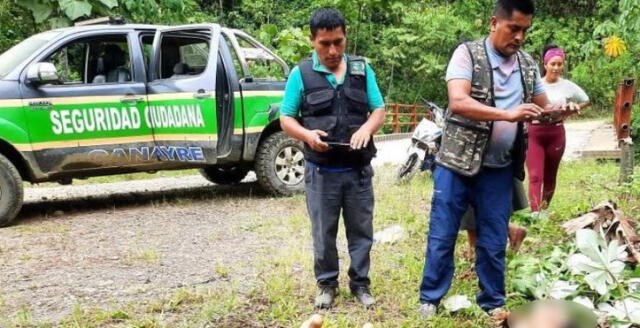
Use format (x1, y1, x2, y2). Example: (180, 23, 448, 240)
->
(0, 22, 303, 226)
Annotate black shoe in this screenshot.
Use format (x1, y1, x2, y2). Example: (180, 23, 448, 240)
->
(314, 286, 337, 309)
(351, 286, 375, 307)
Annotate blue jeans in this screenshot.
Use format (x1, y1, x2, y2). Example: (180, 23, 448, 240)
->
(419, 164, 513, 310)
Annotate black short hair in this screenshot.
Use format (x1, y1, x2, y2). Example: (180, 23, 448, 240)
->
(543, 43, 560, 57)
(494, 0, 535, 18)
(310, 7, 346, 37)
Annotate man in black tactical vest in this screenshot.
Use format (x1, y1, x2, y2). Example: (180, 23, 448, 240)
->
(418, 0, 563, 319)
(280, 8, 386, 309)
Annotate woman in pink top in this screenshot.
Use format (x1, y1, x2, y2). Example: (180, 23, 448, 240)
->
(526, 45, 590, 213)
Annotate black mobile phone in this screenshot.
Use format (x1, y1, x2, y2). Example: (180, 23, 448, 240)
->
(324, 141, 352, 147)
(537, 109, 565, 121)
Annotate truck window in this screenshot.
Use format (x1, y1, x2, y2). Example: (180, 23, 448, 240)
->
(157, 34, 209, 79)
(48, 42, 86, 84)
(140, 34, 154, 74)
(45, 35, 132, 85)
(223, 38, 243, 81)
(236, 36, 286, 82)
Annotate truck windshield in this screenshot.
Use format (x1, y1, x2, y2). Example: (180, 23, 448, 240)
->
(0, 31, 60, 79)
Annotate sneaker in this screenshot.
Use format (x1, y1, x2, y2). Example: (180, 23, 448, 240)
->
(352, 286, 375, 307)
(314, 286, 337, 309)
(418, 303, 437, 319)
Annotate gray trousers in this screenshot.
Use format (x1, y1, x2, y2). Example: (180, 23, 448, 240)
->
(305, 163, 374, 290)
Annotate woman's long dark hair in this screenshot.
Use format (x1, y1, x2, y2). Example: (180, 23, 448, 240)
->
(541, 43, 560, 76)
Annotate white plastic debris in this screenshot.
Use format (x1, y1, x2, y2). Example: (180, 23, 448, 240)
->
(443, 295, 472, 312)
(373, 224, 406, 244)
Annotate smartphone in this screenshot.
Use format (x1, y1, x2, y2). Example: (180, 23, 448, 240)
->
(324, 141, 352, 147)
(536, 109, 566, 121)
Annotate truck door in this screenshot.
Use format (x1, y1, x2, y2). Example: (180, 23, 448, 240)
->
(20, 31, 155, 174)
(146, 24, 226, 164)
(221, 29, 289, 159)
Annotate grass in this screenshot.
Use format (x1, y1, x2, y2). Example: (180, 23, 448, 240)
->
(213, 263, 231, 279)
(18, 253, 32, 261)
(124, 248, 161, 265)
(13, 221, 71, 235)
(4, 160, 640, 327)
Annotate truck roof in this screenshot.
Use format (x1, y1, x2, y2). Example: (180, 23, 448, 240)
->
(0, 23, 250, 81)
(47, 23, 237, 39)
(51, 24, 168, 34)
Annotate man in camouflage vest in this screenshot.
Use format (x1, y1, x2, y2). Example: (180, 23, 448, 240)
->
(418, 0, 561, 319)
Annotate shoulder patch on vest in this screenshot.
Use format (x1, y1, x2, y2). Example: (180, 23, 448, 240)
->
(349, 59, 366, 76)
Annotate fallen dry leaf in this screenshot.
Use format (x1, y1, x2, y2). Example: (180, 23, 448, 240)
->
(562, 201, 640, 264)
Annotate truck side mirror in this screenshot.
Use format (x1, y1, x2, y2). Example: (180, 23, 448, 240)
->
(26, 62, 60, 85)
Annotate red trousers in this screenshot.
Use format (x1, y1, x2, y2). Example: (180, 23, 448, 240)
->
(526, 124, 566, 211)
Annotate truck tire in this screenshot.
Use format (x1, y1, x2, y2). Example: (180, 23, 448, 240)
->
(0, 153, 23, 227)
(255, 131, 305, 196)
(200, 165, 250, 185)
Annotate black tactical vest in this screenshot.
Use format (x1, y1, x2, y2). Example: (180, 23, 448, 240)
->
(436, 38, 537, 180)
(299, 55, 376, 167)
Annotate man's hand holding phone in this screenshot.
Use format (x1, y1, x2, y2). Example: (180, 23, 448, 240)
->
(507, 103, 544, 122)
(305, 129, 330, 152)
(538, 102, 580, 122)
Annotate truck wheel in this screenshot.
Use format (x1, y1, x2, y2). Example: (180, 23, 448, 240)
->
(200, 165, 250, 185)
(0, 153, 24, 227)
(255, 131, 305, 195)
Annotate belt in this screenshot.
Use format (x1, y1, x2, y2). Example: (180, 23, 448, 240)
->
(306, 161, 354, 173)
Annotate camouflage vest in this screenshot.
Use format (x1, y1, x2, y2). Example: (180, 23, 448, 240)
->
(436, 38, 537, 179)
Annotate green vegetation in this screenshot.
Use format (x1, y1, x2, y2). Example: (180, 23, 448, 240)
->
(124, 248, 161, 264)
(1, 0, 638, 112)
(3, 160, 639, 327)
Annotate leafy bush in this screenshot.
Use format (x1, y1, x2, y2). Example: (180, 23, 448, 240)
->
(511, 228, 640, 327)
(0, 0, 639, 111)
(571, 53, 640, 117)
(0, 2, 35, 52)
(632, 102, 640, 158)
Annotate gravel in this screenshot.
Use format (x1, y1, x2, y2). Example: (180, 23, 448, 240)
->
(1, 180, 299, 324)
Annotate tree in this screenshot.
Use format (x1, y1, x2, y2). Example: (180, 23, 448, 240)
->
(13, 0, 202, 29)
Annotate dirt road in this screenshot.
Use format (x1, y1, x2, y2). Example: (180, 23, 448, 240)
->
(0, 181, 305, 324)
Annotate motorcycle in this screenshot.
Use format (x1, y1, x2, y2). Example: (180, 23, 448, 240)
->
(395, 101, 445, 183)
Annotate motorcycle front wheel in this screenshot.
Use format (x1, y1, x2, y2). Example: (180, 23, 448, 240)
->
(395, 152, 421, 184)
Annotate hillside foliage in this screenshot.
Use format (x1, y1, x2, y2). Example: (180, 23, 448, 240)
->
(1, 0, 639, 114)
